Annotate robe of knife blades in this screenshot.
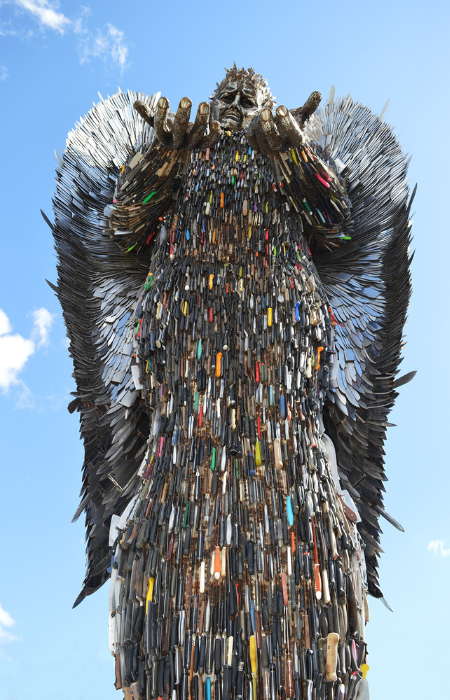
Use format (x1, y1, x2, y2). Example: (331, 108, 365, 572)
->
(48, 74, 413, 699)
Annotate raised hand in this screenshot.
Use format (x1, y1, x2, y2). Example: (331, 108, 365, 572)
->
(134, 96, 221, 151)
(246, 91, 321, 155)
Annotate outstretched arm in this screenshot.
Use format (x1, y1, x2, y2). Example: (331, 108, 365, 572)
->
(246, 90, 321, 152)
(135, 95, 221, 150)
(246, 92, 350, 240)
(109, 96, 222, 252)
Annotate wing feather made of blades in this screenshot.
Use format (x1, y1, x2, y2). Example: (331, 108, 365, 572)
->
(307, 97, 414, 598)
(51, 90, 160, 606)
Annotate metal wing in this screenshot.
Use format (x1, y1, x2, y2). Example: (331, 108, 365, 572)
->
(310, 96, 414, 598)
(51, 90, 160, 606)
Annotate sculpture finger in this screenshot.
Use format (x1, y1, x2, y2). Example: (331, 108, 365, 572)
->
(253, 117, 271, 154)
(186, 102, 210, 148)
(172, 97, 192, 149)
(294, 90, 322, 125)
(134, 100, 155, 127)
(275, 105, 304, 148)
(155, 97, 172, 146)
(260, 108, 283, 153)
(199, 121, 222, 149)
(246, 116, 259, 151)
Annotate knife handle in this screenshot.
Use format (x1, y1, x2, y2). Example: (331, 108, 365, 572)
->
(314, 563, 322, 601)
(325, 632, 339, 682)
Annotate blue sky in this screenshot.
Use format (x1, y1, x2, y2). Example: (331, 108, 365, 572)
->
(0, 1, 449, 698)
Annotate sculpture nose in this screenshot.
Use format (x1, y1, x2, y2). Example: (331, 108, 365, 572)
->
(232, 92, 242, 111)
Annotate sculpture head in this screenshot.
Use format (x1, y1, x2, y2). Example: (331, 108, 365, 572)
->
(211, 65, 273, 131)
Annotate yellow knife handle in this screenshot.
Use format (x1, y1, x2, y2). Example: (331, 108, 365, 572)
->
(250, 635, 257, 674)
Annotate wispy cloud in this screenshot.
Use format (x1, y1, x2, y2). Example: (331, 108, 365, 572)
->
(15, 0, 71, 33)
(428, 540, 450, 557)
(0, 66, 8, 81)
(7, 2, 129, 72)
(0, 17, 34, 39)
(0, 307, 55, 405)
(76, 21, 128, 73)
(30, 307, 54, 348)
(0, 603, 19, 644)
(45, 388, 73, 411)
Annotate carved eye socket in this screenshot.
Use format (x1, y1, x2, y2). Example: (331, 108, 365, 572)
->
(241, 96, 256, 109)
(221, 92, 236, 104)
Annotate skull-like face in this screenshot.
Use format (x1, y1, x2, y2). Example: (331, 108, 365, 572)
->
(211, 76, 267, 131)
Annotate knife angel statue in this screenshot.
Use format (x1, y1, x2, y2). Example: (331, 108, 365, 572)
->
(49, 66, 413, 700)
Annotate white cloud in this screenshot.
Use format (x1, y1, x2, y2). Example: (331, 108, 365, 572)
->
(0, 66, 8, 81)
(8, 2, 129, 72)
(0, 310, 12, 336)
(0, 308, 54, 399)
(428, 540, 450, 557)
(0, 603, 18, 644)
(0, 311, 35, 392)
(14, 0, 71, 33)
(0, 604, 15, 629)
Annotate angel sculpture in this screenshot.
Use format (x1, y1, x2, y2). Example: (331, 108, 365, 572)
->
(48, 65, 414, 700)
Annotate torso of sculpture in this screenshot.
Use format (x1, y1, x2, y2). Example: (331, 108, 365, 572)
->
(50, 66, 413, 700)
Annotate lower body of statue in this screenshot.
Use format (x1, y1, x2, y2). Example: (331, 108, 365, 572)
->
(108, 253, 370, 700)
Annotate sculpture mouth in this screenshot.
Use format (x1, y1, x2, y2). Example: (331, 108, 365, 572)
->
(220, 109, 243, 129)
